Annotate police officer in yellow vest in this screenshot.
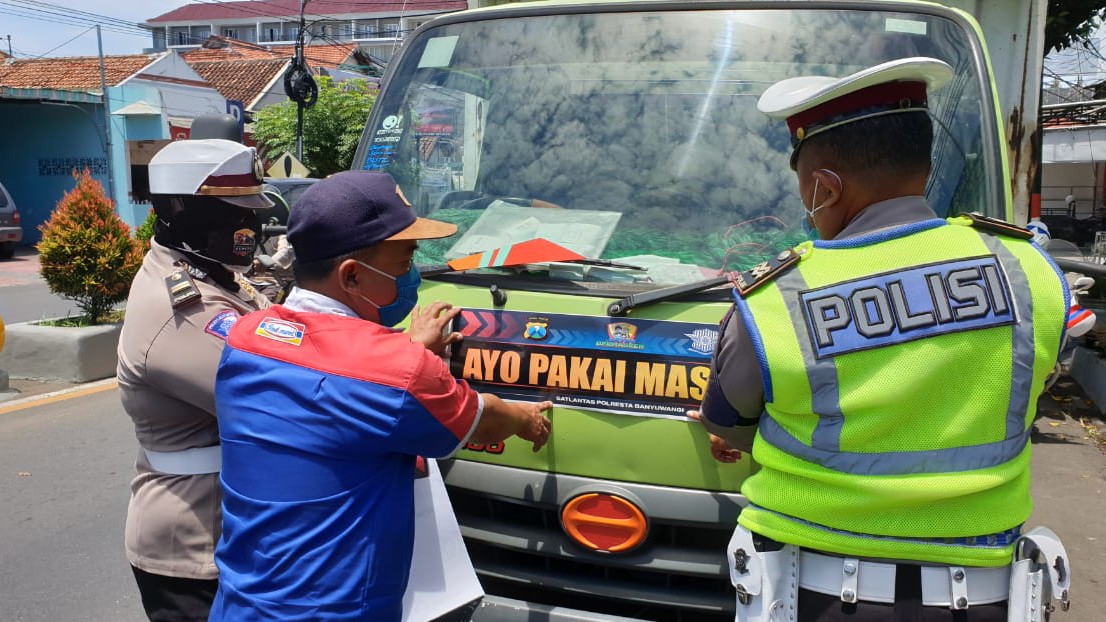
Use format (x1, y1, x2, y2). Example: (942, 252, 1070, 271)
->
(694, 57, 1073, 621)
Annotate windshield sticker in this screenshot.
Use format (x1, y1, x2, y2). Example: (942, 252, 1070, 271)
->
(366, 114, 404, 170)
(417, 35, 459, 68)
(885, 18, 927, 35)
(451, 309, 718, 419)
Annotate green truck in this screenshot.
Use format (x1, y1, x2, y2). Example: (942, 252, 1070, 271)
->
(352, 1, 1048, 619)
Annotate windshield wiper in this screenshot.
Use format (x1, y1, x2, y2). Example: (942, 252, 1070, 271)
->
(607, 273, 735, 316)
(422, 256, 645, 277)
(533, 258, 645, 270)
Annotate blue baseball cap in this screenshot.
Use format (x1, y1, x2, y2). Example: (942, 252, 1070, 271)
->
(287, 171, 457, 263)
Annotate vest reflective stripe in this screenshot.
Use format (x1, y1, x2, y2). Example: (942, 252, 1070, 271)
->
(757, 414, 1032, 475)
(976, 232, 1042, 439)
(777, 267, 846, 453)
(750, 228, 1041, 474)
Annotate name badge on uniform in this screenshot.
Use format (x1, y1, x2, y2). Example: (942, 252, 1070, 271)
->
(166, 269, 201, 309)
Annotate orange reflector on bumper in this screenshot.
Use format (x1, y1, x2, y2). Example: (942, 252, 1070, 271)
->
(560, 493, 648, 553)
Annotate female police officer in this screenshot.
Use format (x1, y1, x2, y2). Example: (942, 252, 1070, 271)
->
(117, 139, 273, 621)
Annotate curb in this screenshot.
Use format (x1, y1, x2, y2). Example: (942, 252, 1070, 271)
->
(0, 378, 117, 412)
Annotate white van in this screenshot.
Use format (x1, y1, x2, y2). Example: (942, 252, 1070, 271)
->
(0, 181, 22, 260)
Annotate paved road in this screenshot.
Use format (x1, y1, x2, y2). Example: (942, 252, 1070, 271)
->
(0, 379, 1103, 621)
(0, 247, 1104, 621)
(0, 247, 81, 323)
(0, 382, 145, 622)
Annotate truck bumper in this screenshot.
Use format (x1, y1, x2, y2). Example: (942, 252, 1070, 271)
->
(0, 226, 20, 243)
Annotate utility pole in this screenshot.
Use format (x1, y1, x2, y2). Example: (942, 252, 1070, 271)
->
(95, 25, 116, 205)
(282, 0, 317, 161)
(5, 35, 11, 56)
(295, 0, 307, 160)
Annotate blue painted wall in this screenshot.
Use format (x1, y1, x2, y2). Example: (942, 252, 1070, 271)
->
(106, 85, 168, 229)
(0, 102, 112, 245)
(0, 85, 169, 245)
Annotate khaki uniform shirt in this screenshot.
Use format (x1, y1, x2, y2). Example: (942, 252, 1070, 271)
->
(118, 240, 269, 579)
(701, 197, 939, 451)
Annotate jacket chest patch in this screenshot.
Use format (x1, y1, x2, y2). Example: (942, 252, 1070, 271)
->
(799, 255, 1015, 359)
(255, 318, 306, 346)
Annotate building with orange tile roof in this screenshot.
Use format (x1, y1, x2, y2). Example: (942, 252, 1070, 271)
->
(145, 0, 466, 65)
(0, 51, 227, 239)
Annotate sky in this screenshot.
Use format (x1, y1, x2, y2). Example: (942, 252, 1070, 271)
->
(1, 0, 189, 58)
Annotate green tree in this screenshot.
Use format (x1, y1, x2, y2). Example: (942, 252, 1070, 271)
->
(36, 169, 144, 324)
(251, 76, 376, 177)
(1047, 2, 1106, 53)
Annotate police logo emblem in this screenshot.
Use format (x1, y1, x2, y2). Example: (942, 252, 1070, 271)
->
(607, 322, 637, 342)
(524, 319, 549, 340)
(685, 327, 718, 356)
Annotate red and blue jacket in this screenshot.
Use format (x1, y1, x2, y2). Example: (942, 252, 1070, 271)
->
(209, 305, 480, 621)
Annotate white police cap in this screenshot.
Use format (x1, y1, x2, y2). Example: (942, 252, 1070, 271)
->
(148, 138, 273, 210)
(757, 57, 953, 165)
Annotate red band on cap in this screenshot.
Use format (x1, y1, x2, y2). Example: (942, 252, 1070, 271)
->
(786, 81, 927, 137)
(203, 172, 261, 188)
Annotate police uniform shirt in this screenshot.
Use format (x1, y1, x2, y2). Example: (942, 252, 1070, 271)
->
(701, 196, 939, 449)
(117, 239, 270, 579)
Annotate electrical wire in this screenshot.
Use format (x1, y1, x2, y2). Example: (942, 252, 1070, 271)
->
(14, 25, 95, 58)
(0, 6, 148, 39)
(6, 0, 150, 32)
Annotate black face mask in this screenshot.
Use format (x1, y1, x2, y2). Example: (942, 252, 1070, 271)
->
(202, 213, 263, 270)
(153, 196, 262, 270)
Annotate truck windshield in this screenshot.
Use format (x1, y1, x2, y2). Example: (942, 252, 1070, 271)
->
(360, 6, 995, 288)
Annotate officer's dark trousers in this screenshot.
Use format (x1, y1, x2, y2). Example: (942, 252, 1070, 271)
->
(131, 566, 218, 622)
(796, 564, 1008, 621)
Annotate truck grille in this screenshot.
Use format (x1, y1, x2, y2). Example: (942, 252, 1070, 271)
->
(444, 466, 740, 622)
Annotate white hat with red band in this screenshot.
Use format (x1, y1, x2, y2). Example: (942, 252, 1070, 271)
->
(148, 138, 273, 210)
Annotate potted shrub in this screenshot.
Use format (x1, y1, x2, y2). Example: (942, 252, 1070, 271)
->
(0, 169, 144, 382)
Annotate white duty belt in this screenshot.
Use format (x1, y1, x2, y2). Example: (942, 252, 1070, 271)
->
(142, 446, 221, 475)
(799, 550, 1010, 608)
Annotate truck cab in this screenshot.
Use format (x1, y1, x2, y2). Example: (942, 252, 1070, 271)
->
(352, 1, 1045, 619)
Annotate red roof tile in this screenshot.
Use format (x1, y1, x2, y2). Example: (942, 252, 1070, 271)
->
(270, 45, 359, 69)
(0, 54, 158, 91)
(190, 58, 288, 107)
(181, 36, 359, 71)
(148, 0, 466, 23)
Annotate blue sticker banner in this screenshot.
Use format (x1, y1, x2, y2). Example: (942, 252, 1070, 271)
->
(451, 309, 720, 418)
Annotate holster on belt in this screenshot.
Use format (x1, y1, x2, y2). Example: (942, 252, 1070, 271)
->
(1008, 526, 1071, 622)
(728, 524, 799, 622)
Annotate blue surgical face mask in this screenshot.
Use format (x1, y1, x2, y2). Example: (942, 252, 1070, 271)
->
(801, 215, 820, 240)
(354, 261, 421, 327)
(800, 170, 840, 241)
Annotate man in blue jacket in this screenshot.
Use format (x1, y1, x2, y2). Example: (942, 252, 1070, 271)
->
(210, 171, 551, 621)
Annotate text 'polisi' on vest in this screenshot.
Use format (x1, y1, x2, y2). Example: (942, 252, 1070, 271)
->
(799, 255, 1015, 359)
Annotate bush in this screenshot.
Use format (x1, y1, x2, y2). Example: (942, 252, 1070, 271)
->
(136, 208, 157, 252)
(36, 169, 144, 324)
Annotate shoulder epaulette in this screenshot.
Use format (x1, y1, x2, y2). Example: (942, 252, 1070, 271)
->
(963, 212, 1033, 240)
(165, 268, 202, 309)
(733, 249, 800, 297)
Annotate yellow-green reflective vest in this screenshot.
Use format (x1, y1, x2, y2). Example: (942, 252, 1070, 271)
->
(735, 216, 1067, 567)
